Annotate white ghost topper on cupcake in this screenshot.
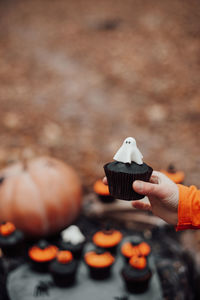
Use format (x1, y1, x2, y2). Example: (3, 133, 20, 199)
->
(113, 137, 143, 165)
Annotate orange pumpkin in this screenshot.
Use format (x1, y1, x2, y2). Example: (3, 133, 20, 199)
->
(0, 157, 82, 237)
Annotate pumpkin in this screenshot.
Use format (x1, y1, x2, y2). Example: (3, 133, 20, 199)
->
(0, 156, 82, 237)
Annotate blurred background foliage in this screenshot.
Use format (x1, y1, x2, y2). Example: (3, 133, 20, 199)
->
(0, 0, 199, 191)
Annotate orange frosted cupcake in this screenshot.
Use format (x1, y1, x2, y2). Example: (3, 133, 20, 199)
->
(0, 222, 24, 257)
(93, 229, 122, 254)
(28, 240, 58, 272)
(84, 249, 115, 279)
(49, 250, 78, 287)
(93, 179, 115, 203)
(121, 256, 152, 294)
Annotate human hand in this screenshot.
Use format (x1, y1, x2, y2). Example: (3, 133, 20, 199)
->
(103, 171, 179, 225)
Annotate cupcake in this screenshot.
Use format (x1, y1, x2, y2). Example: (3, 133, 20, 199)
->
(93, 229, 122, 254)
(104, 137, 153, 200)
(0, 222, 24, 257)
(121, 237, 151, 262)
(121, 256, 152, 293)
(59, 225, 85, 260)
(84, 249, 115, 280)
(28, 240, 58, 272)
(93, 179, 115, 203)
(161, 164, 185, 184)
(49, 250, 78, 287)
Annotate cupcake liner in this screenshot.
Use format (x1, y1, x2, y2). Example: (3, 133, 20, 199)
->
(97, 195, 115, 203)
(88, 265, 112, 280)
(121, 266, 152, 294)
(104, 163, 153, 201)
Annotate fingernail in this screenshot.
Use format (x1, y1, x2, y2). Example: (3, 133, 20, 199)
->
(133, 181, 143, 192)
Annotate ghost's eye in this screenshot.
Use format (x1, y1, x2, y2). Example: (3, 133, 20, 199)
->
(126, 141, 128, 144)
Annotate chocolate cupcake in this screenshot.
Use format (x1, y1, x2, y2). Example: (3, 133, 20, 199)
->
(93, 229, 122, 254)
(84, 249, 115, 280)
(121, 256, 152, 294)
(59, 225, 85, 260)
(28, 240, 58, 272)
(49, 250, 78, 287)
(161, 164, 185, 184)
(93, 179, 115, 203)
(121, 236, 151, 262)
(0, 222, 24, 257)
(104, 137, 153, 200)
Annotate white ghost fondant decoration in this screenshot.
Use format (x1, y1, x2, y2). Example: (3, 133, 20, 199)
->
(61, 225, 85, 245)
(113, 137, 143, 165)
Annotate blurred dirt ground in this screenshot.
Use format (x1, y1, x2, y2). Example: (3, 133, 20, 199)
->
(0, 0, 199, 191)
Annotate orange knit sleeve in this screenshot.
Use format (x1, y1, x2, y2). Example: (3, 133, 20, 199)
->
(176, 184, 200, 230)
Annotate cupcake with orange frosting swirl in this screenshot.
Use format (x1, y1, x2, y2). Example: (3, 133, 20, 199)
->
(28, 240, 58, 272)
(0, 222, 24, 257)
(84, 249, 115, 279)
(121, 255, 152, 294)
(49, 250, 78, 287)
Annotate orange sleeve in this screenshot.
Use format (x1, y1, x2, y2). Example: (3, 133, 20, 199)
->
(176, 184, 200, 230)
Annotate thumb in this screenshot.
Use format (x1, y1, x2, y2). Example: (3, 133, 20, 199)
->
(133, 180, 163, 198)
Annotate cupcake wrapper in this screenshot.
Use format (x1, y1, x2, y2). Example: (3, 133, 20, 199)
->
(88, 265, 112, 280)
(104, 164, 153, 201)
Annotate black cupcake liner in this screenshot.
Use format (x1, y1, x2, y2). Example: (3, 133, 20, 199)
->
(0, 230, 25, 258)
(1, 242, 25, 258)
(30, 260, 54, 273)
(123, 275, 151, 294)
(97, 194, 115, 203)
(104, 163, 153, 201)
(121, 268, 152, 294)
(87, 265, 112, 280)
(50, 260, 78, 287)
